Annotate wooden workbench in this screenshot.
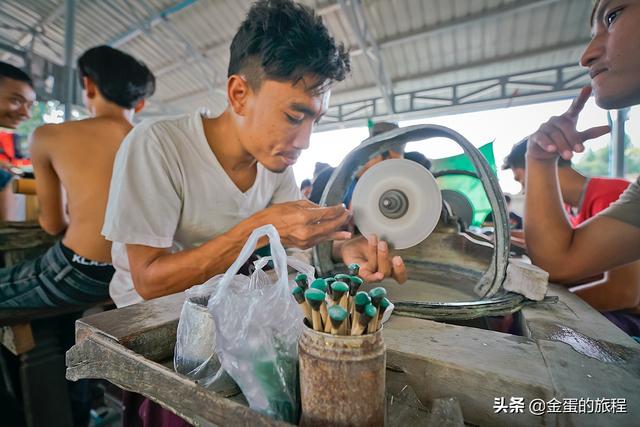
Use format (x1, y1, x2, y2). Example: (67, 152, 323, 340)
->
(66, 285, 639, 426)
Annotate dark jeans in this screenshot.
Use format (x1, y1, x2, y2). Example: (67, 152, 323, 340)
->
(0, 241, 112, 308)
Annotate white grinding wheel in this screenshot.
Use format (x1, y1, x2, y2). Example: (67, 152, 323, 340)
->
(351, 158, 442, 250)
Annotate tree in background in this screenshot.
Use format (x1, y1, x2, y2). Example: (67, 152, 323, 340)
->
(575, 134, 640, 179)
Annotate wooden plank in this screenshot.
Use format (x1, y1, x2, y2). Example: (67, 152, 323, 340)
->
(0, 322, 35, 354)
(0, 304, 101, 327)
(522, 284, 638, 348)
(521, 284, 640, 426)
(66, 332, 291, 427)
(0, 222, 57, 251)
(75, 292, 185, 361)
(383, 316, 557, 427)
(535, 340, 639, 426)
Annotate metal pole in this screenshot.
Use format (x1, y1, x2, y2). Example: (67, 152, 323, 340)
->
(64, 0, 76, 121)
(611, 109, 628, 178)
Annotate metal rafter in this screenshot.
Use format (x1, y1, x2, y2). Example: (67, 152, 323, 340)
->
(108, 0, 199, 47)
(338, 0, 395, 114)
(151, 0, 567, 111)
(0, 3, 64, 61)
(317, 63, 589, 130)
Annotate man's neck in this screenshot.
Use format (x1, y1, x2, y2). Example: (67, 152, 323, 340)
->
(91, 103, 134, 123)
(202, 110, 256, 173)
(558, 167, 588, 208)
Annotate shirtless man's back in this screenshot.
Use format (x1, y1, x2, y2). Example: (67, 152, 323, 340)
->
(31, 117, 133, 261)
(0, 45, 154, 308)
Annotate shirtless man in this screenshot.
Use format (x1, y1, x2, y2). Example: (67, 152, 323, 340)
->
(0, 62, 36, 220)
(0, 46, 155, 308)
(525, 0, 640, 336)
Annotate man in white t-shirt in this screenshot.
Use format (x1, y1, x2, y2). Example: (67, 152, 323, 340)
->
(102, 0, 407, 307)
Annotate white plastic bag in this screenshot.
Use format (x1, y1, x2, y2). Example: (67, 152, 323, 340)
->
(174, 279, 244, 397)
(208, 224, 312, 422)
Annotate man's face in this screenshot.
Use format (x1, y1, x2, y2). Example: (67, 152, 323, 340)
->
(0, 77, 36, 129)
(512, 167, 526, 191)
(356, 149, 403, 178)
(239, 76, 330, 173)
(581, 0, 640, 109)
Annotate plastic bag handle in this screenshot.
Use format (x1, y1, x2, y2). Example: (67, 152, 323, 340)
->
(215, 224, 288, 294)
(253, 255, 315, 280)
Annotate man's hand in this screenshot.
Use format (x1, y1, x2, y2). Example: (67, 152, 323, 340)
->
(339, 234, 407, 283)
(528, 86, 610, 161)
(260, 199, 352, 249)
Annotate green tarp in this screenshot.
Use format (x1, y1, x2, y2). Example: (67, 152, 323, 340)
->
(431, 141, 497, 227)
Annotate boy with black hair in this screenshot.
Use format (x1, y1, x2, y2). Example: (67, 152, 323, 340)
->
(103, 0, 407, 309)
(0, 46, 155, 308)
(524, 0, 640, 336)
(0, 61, 36, 219)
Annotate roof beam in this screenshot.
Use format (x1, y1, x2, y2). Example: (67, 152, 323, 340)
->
(0, 39, 26, 57)
(108, 0, 199, 47)
(152, 0, 342, 78)
(336, 38, 590, 96)
(0, 4, 64, 61)
(338, 0, 395, 113)
(351, 0, 564, 57)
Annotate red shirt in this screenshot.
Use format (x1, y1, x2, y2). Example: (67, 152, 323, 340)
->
(568, 177, 631, 227)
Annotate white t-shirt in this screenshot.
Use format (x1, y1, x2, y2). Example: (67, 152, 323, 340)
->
(102, 111, 301, 307)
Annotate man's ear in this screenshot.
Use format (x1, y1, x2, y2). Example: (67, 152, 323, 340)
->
(133, 99, 146, 113)
(227, 75, 251, 116)
(83, 77, 97, 99)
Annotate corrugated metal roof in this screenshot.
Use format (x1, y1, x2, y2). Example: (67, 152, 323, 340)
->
(0, 0, 593, 120)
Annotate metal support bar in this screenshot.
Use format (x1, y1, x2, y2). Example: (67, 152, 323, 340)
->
(317, 63, 588, 129)
(610, 109, 629, 178)
(350, 0, 563, 57)
(0, 41, 26, 57)
(64, 0, 76, 121)
(338, 0, 395, 114)
(108, 0, 198, 48)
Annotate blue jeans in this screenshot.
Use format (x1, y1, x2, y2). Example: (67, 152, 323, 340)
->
(0, 241, 112, 308)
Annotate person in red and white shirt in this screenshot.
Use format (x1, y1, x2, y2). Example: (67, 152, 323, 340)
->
(504, 138, 640, 335)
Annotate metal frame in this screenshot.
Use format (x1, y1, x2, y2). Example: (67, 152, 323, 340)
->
(313, 124, 511, 299)
(339, 0, 395, 114)
(63, 0, 76, 121)
(318, 63, 589, 129)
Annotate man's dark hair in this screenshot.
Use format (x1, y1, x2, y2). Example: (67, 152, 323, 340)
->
(404, 151, 432, 171)
(0, 61, 33, 88)
(300, 179, 312, 190)
(502, 138, 571, 170)
(77, 46, 155, 109)
(228, 0, 350, 92)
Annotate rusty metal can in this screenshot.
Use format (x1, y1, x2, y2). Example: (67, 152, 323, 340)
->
(298, 324, 385, 426)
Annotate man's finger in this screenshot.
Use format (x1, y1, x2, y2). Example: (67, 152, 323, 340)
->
(553, 115, 584, 151)
(358, 268, 383, 283)
(391, 256, 407, 284)
(566, 86, 592, 118)
(306, 204, 348, 223)
(376, 241, 391, 278)
(307, 210, 351, 238)
(545, 124, 573, 160)
(367, 234, 378, 274)
(327, 231, 352, 241)
(530, 132, 556, 154)
(579, 125, 611, 141)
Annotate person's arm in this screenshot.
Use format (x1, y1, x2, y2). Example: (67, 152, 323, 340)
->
(571, 261, 640, 312)
(525, 86, 640, 282)
(29, 125, 67, 235)
(127, 200, 352, 300)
